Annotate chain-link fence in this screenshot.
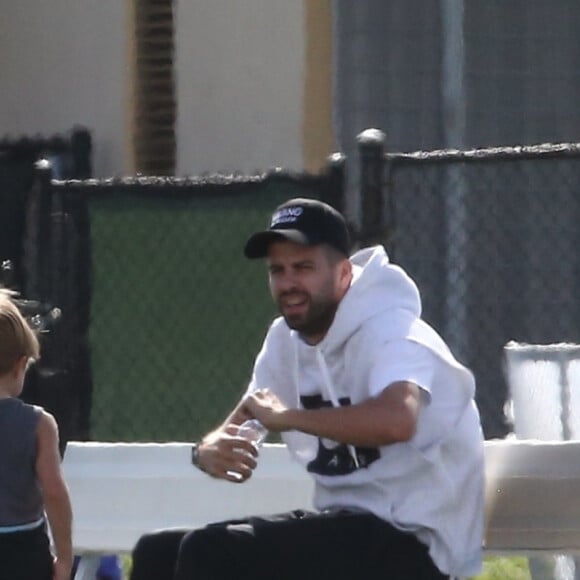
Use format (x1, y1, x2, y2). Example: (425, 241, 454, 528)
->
(3, 129, 580, 443)
(0, 128, 92, 453)
(382, 142, 580, 439)
(25, 163, 346, 443)
(87, 182, 320, 440)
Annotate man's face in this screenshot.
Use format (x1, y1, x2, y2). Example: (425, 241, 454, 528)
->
(266, 240, 350, 344)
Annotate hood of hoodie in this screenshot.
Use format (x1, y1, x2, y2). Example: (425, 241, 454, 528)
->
(315, 245, 421, 356)
(277, 243, 477, 470)
(272, 246, 483, 578)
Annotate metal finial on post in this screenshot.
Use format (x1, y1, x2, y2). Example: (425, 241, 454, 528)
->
(357, 128, 386, 148)
(34, 158, 53, 193)
(322, 152, 347, 215)
(35, 158, 52, 172)
(357, 128, 386, 247)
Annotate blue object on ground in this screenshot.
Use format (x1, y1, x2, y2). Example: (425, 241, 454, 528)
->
(97, 554, 123, 580)
(72, 554, 122, 580)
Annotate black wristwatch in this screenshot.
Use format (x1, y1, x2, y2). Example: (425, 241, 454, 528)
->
(191, 443, 204, 471)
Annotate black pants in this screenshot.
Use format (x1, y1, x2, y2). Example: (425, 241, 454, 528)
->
(130, 510, 449, 580)
(0, 524, 53, 580)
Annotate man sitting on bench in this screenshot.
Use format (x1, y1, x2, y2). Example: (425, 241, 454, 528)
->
(130, 198, 485, 580)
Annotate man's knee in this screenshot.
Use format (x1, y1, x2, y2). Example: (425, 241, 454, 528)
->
(132, 532, 161, 561)
(130, 530, 185, 580)
(176, 528, 215, 569)
(176, 524, 253, 579)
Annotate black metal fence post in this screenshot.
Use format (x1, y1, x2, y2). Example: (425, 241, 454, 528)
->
(70, 126, 92, 179)
(320, 151, 358, 244)
(321, 152, 346, 215)
(22, 159, 53, 301)
(357, 128, 387, 247)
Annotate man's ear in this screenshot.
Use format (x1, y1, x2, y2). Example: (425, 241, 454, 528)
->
(339, 258, 353, 291)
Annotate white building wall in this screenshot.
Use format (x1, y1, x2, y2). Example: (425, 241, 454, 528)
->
(0, 1, 128, 178)
(175, 0, 305, 175)
(1, 1, 306, 178)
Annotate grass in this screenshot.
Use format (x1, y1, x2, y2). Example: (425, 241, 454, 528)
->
(118, 555, 531, 579)
(87, 188, 293, 442)
(121, 555, 131, 578)
(472, 556, 531, 580)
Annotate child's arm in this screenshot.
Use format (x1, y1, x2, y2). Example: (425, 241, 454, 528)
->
(36, 410, 73, 580)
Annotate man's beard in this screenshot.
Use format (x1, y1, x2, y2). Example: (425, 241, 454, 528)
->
(281, 296, 339, 339)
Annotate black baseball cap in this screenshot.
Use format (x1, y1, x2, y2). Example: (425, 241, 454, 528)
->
(244, 197, 351, 259)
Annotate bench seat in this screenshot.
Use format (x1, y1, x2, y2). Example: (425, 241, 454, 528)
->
(62, 439, 580, 576)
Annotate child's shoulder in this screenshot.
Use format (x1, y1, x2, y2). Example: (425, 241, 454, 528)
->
(0, 397, 39, 413)
(18, 399, 46, 418)
(0, 399, 44, 435)
(16, 400, 55, 428)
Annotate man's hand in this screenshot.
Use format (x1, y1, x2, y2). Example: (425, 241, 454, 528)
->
(197, 425, 259, 483)
(242, 389, 293, 432)
(242, 382, 421, 447)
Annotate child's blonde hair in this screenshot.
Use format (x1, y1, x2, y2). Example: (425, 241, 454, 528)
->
(0, 290, 40, 376)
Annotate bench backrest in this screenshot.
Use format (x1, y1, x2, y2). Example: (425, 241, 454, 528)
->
(63, 442, 313, 553)
(62, 440, 580, 554)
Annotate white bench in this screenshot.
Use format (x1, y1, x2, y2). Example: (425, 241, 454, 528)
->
(63, 439, 580, 578)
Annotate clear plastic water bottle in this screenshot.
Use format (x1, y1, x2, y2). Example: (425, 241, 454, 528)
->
(237, 419, 268, 448)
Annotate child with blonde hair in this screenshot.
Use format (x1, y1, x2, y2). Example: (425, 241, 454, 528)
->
(0, 291, 72, 580)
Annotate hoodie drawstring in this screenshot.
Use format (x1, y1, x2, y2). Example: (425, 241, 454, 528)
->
(315, 349, 360, 469)
(293, 339, 301, 409)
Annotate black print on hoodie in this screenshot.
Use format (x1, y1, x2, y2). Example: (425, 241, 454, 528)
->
(301, 394, 380, 476)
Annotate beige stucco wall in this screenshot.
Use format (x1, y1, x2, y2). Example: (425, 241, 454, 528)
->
(174, 0, 305, 175)
(1, 1, 332, 178)
(0, 1, 129, 178)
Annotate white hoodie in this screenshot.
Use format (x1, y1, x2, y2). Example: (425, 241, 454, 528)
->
(248, 245, 484, 577)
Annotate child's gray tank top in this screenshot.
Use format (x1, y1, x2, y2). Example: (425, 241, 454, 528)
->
(0, 398, 44, 526)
